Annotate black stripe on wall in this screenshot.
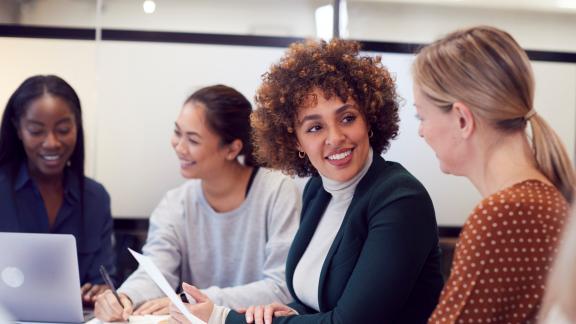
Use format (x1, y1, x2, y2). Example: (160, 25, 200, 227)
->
(1, 24, 576, 63)
(0, 24, 95, 40)
(101, 29, 304, 48)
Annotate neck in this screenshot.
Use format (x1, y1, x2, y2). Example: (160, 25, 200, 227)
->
(201, 161, 252, 202)
(27, 166, 64, 189)
(466, 130, 549, 198)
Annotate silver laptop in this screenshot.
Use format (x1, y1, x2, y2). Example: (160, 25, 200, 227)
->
(0, 232, 84, 323)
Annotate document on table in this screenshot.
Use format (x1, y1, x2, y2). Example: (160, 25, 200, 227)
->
(128, 248, 206, 324)
(85, 315, 169, 324)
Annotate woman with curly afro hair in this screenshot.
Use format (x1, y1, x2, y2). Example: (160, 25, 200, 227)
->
(170, 39, 444, 324)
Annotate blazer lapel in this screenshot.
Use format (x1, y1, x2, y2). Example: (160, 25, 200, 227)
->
(286, 183, 332, 302)
(316, 154, 385, 311)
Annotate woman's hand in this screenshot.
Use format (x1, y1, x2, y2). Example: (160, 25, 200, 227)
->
(134, 297, 171, 315)
(169, 283, 213, 323)
(81, 283, 109, 303)
(94, 290, 134, 322)
(239, 303, 297, 324)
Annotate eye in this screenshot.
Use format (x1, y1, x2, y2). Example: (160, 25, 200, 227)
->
(342, 114, 357, 124)
(187, 137, 199, 145)
(56, 127, 71, 135)
(26, 126, 44, 136)
(174, 129, 181, 137)
(306, 124, 322, 133)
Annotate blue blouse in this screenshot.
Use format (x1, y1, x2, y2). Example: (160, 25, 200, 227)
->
(0, 163, 115, 285)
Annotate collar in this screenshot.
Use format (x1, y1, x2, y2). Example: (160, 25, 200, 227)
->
(14, 161, 81, 202)
(320, 148, 373, 197)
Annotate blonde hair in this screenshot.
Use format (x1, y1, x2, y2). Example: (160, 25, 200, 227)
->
(540, 203, 576, 322)
(412, 26, 575, 203)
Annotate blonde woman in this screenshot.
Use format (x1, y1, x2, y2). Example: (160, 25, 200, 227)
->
(412, 26, 575, 323)
(539, 204, 576, 323)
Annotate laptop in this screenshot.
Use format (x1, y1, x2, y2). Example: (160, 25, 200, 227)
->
(0, 232, 85, 323)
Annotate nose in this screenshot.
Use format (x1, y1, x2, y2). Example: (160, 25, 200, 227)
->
(172, 134, 187, 155)
(325, 125, 346, 147)
(42, 131, 61, 149)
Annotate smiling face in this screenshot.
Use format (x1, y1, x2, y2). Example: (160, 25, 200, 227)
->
(171, 101, 233, 179)
(17, 94, 78, 179)
(295, 89, 370, 182)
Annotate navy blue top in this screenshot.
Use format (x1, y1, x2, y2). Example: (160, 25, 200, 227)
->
(0, 163, 115, 285)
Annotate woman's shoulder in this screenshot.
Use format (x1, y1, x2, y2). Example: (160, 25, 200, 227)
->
(254, 167, 293, 184)
(82, 176, 110, 199)
(251, 167, 299, 194)
(363, 158, 429, 196)
(464, 179, 568, 240)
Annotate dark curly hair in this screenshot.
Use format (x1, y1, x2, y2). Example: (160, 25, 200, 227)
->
(251, 39, 400, 177)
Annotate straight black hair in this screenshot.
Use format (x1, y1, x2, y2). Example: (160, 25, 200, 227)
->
(186, 84, 257, 166)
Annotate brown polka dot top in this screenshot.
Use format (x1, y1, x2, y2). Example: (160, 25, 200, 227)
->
(429, 180, 568, 324)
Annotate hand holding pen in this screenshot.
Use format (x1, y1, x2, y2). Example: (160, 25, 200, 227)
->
(94, 265, 134, 322)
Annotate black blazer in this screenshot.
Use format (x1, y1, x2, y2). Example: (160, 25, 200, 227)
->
(227, 154, 443, 323)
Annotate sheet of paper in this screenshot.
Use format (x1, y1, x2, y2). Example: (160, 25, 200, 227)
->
(128, 249, 206, 324)
(85, 315, 169, 324)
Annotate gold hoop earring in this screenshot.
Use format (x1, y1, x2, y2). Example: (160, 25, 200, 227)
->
(369, 129, 374, 138)
(298, 151, 306, 159)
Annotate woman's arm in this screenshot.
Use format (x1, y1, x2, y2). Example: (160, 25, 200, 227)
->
(118, 189, 185, 307)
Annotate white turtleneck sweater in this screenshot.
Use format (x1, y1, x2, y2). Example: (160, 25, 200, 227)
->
(292, 148, 373, 311)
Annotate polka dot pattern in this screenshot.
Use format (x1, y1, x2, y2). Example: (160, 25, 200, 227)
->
(429, 180, 568, 324)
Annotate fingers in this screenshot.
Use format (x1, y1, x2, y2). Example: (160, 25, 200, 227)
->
(264, 305, 275, 324)
(84, 284, 106, 302)
(169, 303, 187, 324)
(243, 303, 295, 324)
(182, 282, 208, 303)
(94, 290, 125, 321)
(120, 295, 134, 320)
(135, 297, 170, 315)
(245, 306, 255, 323)
(81, 283, 92, 295)
(255, 305, 264, 324)
(236, 308, 247, 314)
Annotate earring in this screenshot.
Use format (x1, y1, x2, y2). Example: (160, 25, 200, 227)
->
(369, 129, 374, 138)
(298, 151, 306, 159)
(66, 160, 71, 167)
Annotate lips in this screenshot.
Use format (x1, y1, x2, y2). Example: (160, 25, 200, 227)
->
(179, 159, 196, 168)
(39, 153, 65, 167)
(325, 148, 354, 167)
(41, 154, 61, 161)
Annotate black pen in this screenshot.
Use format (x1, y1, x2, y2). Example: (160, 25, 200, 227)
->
(99, 265, 124, 307)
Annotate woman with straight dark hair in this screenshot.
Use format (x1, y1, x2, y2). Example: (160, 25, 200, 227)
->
(95, 85, 300, 322)
(0, 75, 115, 303)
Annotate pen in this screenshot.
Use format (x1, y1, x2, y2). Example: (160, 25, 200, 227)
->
(99, 265, 124, 307)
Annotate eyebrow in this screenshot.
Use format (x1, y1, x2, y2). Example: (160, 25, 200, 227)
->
(25, 117, 74, 126)
(174, 122, 202, 138)
(299, 104, 355, 124)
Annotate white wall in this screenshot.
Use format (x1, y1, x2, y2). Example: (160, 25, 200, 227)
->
(348, 2, 576, 52)
(19, 0, 320, 37)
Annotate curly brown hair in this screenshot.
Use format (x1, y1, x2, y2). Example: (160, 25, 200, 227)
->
(251, 39, 400, 177)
